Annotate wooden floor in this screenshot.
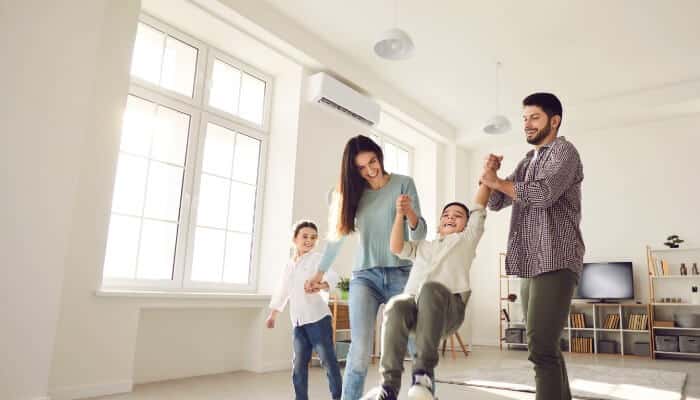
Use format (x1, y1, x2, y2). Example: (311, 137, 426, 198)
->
(89, 346, 700, 399)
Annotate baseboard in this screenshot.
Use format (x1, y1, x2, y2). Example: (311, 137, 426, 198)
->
(50, 381, 132, 400)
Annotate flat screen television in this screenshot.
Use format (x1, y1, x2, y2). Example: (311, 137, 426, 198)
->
(574, 262, 634, 302)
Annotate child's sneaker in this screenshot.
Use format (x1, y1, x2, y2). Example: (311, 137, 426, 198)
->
(361, 385, 397, 400)
(407, 371, 434, 400)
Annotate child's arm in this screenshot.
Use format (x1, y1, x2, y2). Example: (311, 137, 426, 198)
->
(267, 265, 291, 328)
(474, 181, 492, 208)
(266, 309, 280, 329)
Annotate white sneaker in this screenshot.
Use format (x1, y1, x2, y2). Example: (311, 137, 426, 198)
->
(407, 373, 434, 400)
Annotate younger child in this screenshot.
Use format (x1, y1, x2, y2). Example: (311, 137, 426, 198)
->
(365, 182, 492, 400)
(266, 220, 343, 400)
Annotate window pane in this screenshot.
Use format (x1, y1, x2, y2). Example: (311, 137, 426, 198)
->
(121, 96, 156, 156)
(151, 105, 190, 166)
(103, 215, 141, 279)
(239, 73, 265, 124)
(144, 161, 184, 221)
(136, 219, 177, 280)
(209, 59, 240, 115)
(196, 174, 230, 229)
(228, 182, 255, 233)
(111, 154, 148, 216)
(232, 133, 260, 184)
(160, 36, 197, 97)
(383, 142, 398, 173)
(131, 23, 164, 85)
(191, 227, 225, 282)
(223, 232, 251, 284)
(201, 123, 235, 177)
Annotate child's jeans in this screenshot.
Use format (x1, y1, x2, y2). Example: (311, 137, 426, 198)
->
(292, 315, 342, 400)
(379, 282, 470, 393)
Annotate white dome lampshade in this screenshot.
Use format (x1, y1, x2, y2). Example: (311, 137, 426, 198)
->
(483, 114, 511, 135)
(374, 28, 414, 60)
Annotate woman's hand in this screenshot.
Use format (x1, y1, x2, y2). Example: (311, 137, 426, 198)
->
(304, 271, 325, 293)
(265, 311, 278, 328)
(396, 194, 413, 216)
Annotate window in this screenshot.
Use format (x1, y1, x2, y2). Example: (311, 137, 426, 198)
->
(102, 16, 271, 292)
(370, 133, 412, 176)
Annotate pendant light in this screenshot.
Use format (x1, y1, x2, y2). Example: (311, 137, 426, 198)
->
(374, 0, 414, 60)
(483, 61, 511, 134)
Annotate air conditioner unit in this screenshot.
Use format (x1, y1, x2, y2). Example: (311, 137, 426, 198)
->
(308, 72, 380, 126)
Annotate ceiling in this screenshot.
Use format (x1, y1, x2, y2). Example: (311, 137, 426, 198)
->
(262, 0, 700, 145)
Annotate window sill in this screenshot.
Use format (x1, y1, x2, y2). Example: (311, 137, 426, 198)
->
(96, 288, 271, 308)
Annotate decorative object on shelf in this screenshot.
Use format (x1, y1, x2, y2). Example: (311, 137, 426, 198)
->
(680, 263, 688, 276)
(693, 263, 699, 275)
(507, 293, 517, 302)
(337, 277, 350, 300)
(661, 259, 670, 275)
(664, 235, 684, 248)
(653, 320, 674, 328)
(692, 285, 700, 305)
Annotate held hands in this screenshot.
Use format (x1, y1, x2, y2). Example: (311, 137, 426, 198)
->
(304, 271, 329, 293)
(395, 194, 413, 217)
(480, 154, 503, 189)
(483, 153, 503, 172)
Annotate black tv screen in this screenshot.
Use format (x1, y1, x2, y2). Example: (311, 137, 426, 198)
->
(575, 262, 634, 301)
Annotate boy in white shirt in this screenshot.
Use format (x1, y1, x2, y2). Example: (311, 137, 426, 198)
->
(365, 183, 491, 400)
(267, 221, 342, 400)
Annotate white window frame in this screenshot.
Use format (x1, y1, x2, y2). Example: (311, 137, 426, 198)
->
(182, 113, 267, 292)
(370, 130, 415, 177)
(101, 14, 272, 293)
(203, 49, 274, 133)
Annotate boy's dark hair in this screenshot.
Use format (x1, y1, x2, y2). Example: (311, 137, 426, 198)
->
(442, 201, 470, 217)
(523, 92, 563, 129)
(293, 220, 318, 238)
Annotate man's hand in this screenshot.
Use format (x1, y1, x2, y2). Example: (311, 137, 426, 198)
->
(396, 194, 413, 217)
(480, 168, 501, 189)
(484, 154, 503, 171)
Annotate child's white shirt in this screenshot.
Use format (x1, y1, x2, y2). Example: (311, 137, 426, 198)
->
(269, 251, 340, 326)
(398, 206, 487, 297)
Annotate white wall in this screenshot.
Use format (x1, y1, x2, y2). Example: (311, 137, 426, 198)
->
(1, 1, 121, 399)
(466, 115, 700, 346)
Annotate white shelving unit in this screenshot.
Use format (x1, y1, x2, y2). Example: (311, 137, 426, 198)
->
(563, 302, 652, 357)
(647, 245, 700, 360)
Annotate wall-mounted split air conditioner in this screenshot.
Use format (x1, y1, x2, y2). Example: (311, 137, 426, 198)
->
(307, 72, 380, 126)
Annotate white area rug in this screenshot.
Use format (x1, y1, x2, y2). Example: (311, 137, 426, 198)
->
(438, 361, 687, 400)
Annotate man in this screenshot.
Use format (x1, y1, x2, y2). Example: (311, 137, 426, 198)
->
(480, 92, 584, 400)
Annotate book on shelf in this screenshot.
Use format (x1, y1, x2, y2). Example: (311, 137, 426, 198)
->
(661, 259, 670, 276)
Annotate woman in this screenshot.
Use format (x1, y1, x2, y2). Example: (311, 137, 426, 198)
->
(308, 134, 427, 400)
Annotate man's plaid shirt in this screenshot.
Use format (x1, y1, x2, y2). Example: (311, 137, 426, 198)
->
(488, 136, 585, 278)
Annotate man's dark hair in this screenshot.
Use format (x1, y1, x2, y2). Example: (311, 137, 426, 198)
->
(523, 92, 563, 129)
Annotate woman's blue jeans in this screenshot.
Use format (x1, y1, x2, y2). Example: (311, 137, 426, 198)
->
(342, 266, 411, 400)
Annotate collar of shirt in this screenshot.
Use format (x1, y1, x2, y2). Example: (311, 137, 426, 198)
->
(526, 135, 566, 160)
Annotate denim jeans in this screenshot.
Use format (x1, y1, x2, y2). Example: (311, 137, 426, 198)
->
(293, 315, 342, 400)
(342, 266, 411, 400)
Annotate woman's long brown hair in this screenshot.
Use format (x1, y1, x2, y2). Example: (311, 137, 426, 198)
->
(333, 135, 386, 237)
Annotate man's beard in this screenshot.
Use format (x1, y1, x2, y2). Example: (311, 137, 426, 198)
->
(526, 119, 552, 145)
